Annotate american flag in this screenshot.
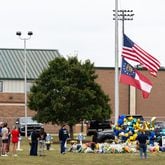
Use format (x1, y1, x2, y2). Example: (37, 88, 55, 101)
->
(122, 34, 160, 76)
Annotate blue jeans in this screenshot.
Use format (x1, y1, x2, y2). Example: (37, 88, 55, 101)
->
(60, 140, 66, 153)
(139, 144, 147, 159)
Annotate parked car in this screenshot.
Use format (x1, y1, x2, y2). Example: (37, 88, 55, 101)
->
(16, 117, 43, 136)
(154, 121, 165, 145)
(92, 129, 115, 143)
(86, 119, 112, 136)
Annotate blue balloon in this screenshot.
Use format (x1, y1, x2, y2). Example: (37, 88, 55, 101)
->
(118, 118, 124, 126)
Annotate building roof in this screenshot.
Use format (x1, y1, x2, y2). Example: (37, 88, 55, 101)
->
(0, 48, 60, 80)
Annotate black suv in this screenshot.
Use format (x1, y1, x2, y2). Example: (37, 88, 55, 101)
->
(92, 129, 115, 143)
(86, 119, 112, 136)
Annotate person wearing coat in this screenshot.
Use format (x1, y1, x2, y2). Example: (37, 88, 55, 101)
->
(59, 124, 69, 154)
(30, 128, 40, 156)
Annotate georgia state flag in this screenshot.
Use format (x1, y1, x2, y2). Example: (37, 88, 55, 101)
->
(120, 58, 152, 99)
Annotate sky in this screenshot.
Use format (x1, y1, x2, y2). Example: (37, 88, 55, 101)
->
(0, 0, 165, 67)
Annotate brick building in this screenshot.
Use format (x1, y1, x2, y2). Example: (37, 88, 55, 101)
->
(0, 48, 165, 134)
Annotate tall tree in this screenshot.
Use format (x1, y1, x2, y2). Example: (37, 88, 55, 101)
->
(28, 56, 112, 138)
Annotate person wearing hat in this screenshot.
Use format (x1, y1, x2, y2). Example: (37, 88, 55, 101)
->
(59, 124, 69, 154)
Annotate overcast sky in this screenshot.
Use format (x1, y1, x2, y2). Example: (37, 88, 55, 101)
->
(0, 0, 165, 67)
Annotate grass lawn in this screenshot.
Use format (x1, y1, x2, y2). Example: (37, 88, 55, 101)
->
(0, 137, 165, 165)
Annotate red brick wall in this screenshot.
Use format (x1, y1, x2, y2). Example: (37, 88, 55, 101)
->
(95, 69, 129, 121)
(136, 70, 165, 121)
(0, 93, 24, 103)
(95, 69, 165, 122)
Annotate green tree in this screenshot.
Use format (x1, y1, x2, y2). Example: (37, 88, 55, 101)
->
(28, 56, 112, 138)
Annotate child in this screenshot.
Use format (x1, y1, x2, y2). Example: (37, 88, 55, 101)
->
(45, 133, 52, 150)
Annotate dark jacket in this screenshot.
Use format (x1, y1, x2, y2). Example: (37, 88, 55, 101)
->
(137, 132, 148, 144)
(39, 128, 47, 141)
(59, 128, 69, 141)
(31, 130, 40, 143)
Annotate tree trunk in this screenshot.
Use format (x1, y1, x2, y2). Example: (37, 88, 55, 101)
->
(81, 120, 84, 133)
(69, 124, 74, 139)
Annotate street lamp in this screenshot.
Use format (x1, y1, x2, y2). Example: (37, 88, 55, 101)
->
(16, 31, 33, 137)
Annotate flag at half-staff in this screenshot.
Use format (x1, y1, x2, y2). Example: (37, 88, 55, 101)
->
(120, 58, 152, 99)
(122, 34, 160, 77)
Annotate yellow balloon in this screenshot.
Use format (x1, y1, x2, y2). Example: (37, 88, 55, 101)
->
(128, 116, 133, 120)
(129, 136, 134, 141)
(125, 133, 129, 137)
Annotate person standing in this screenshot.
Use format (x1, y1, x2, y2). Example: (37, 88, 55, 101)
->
(59, 124, 69, 154)
(6, 126, 11, 154)
(136, 130, 148, 159)
(45, 133, 52, 150)
(1, 122, 9, 156)
(30, 128, 40, 156)
(11, 125, 20, 156)
(0, 122, 3, 156)
(38, 128, 47, 156)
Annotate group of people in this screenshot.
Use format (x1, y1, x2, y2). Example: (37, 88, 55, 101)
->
(0, 122, 20, 157)
(29, 124, 69, 156)
(0, 121, 53, 157)
(29, 127, 53, 156)
(58, 124, 149, 159)
(0, 121, 68, 157)
(0, 121, 149, 159)
(57, 123, 149, 160)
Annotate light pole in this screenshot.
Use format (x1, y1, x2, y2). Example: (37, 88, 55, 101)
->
(16, 31, 33, 137)
(113, 10, 134, 35)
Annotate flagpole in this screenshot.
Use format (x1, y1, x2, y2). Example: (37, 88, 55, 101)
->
(120, 10, 134, 114)
(113, 8, 135, 124)
(114, 0, 119, 125)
